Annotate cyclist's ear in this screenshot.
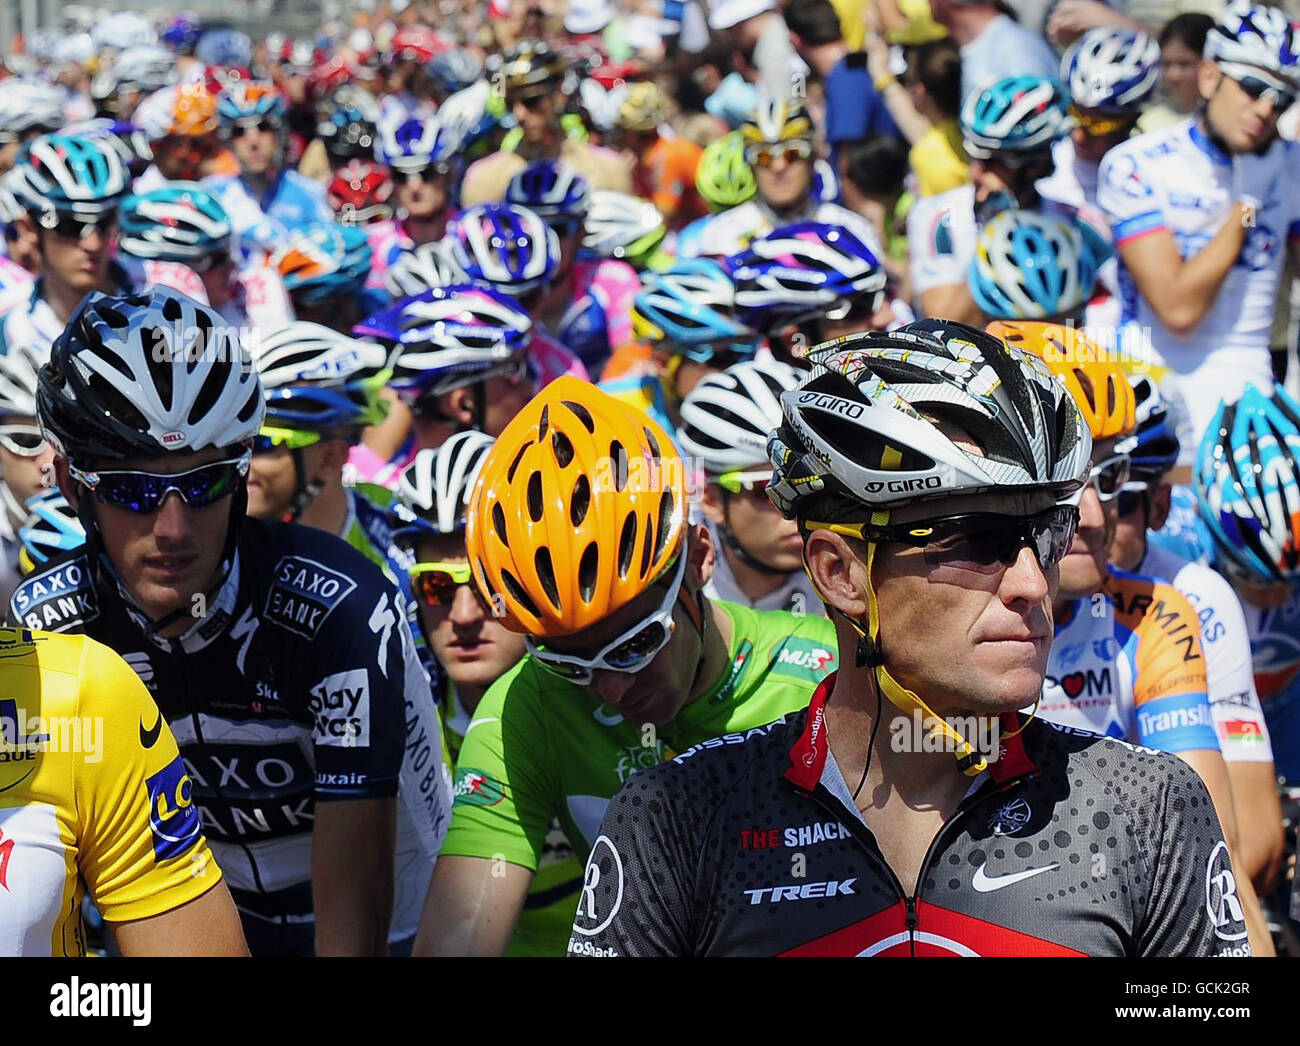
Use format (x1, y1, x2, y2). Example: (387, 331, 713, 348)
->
(1147, 483, 1173, 531)
(697, 483, 725, 526)
(685, 522, 714, 591)
(804, 528, 870, 622)
(443, 387, 476, 428)
(51, 457, 80, 509)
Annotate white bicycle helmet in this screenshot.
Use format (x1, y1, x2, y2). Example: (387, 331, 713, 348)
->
(582, 189, 666, 261)
(9, 133, 129, 221)
(448, 203, 559, 297)
(0, 80, 66, 143)
(678, 358, 801, 475)
(1061, 28, 1161, 112)
(1206, 0, 1300, 88)
(37, 287, 265, 463)
(767, 319, 1092, 518)
(0, 343, 43, 418)
(397, 431, 496, 534)
(385, 239, 466, 298)
(250, 322, 391, 431)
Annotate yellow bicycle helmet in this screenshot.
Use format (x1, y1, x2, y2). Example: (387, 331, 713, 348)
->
(988, 320, 1135, 440)
(740, 97, 813, 147)
(466, 377, 688, 637)
(616, 81, 671, 133)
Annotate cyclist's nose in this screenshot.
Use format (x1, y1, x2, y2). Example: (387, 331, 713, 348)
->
(1077, 484, 1105, 532)
(152, 490, 192, 540)
(588, 669, 638, 706)
(1001, 543, 1050, 605)
(448, 584, 483, 626)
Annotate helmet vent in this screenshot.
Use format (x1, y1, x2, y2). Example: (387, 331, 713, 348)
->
(99, 305, 130, 330)
(640, 512, 654, 578)
(500, 568, 541, 618)
(609, 441, 628, 492)
(643, 426, 660, 459)
(579, 542, 599, 601)
(570, 474, 590, 526)
(526, 469, 545, 522)
(617, 512, 637, 579)
(506, 440, 531, 483)
(552, 429, 574, 468)
(653, 491, 676, 563)
(561, 399, 595, 433)
(1074, 370, 1098, 413)
(538, 403, 549, 439)
(492, 502, 509, 547)
(534, 548, 560, 611)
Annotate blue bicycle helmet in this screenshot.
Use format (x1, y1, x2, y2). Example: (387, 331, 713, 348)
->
(18, 489, 85, 574)
(118, 183, 231, 263)
(968, 210, 1099, 320)
(354, 284, 533, 403)
(1116, 372, 1180, 483)
(428, 48, 484, 97)
(1195, 384, 1300, 585)
(632, 258, 760, 363)
(730, 221, 888, 333)
(1206, 0, 1300, 90)
(251, 322, 392, 431)
(8, 133, 129, 221)
(272, 223, 372, 308)
(196, 28, 253, 69)
(217, 81, 286, 125)
(162, 15, 202, 54)
(377, 114, 459, 174)
(449, 203, 560, 297)
(505, 160, 591, 231)
(1062, 28, 1162, 113)
(962, 75, 1073, 159)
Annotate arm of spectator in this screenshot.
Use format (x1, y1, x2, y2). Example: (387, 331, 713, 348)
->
(865, 34, 931, 145)
(873, 0, 908, 35)
(1046, 0, 1146, 46)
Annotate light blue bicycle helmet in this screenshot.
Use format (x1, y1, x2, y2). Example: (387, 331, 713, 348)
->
(8, 133, 129, 221)
(968, 210, 1099, 320)
(632, 258, 760, 363)
(1195, 383, 1300, 585)
(118, 183, 231, 263)
(962, 75, 1073, 159)
(18, 489, 85, 574)
(272, 223, 372, 307)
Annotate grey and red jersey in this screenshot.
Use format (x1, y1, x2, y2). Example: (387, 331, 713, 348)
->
(568, 674, 1249, 957)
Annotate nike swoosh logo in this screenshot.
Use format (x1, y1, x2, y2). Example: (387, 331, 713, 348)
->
(465, 717, 500, 734)
(971, 861, 1059, 893)
(139, 714, 163, 750)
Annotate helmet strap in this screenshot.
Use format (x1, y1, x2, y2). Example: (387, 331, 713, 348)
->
(284, 446, 325, 522)
(718, 498, 788, 577)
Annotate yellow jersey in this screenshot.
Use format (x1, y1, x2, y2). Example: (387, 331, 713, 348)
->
(0, 629, 222, 956)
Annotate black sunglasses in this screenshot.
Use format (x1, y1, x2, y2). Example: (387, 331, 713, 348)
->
(230, 120, 280, 139)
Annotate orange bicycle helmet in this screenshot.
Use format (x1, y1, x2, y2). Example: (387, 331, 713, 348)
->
(466, 376, 688, 637)
(171, 83, 218, 136)
(988, 320, 1135, 440)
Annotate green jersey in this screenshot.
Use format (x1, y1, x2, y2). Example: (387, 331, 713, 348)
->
(440, 601, 839, 954)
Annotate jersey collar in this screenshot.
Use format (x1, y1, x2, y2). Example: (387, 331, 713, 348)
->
(1189, 118, 1231, 167)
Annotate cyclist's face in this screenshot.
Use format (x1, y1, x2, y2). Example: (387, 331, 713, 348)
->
(510, 91, 558, 144)
(69, 447, 235, 626)
(870, 489, 1060, 715)
(232, 123, 279, 175)
(481, 370, 537, 437)
(703, 480, 803, 574)
(0, 421, 53, 528)
(543, 526, 710, 725)
(40, 214, 116, 294)
(1202, 62, 1283, 153)
(396, 169, 448, 220)
(1161, 38, 1202, 113)
(819, 300, 896, 340)
(1108, 489, 1148, 573)
(1057, 437, 1119, 601)
(755, 151, 813, 211)
(199, 254, 237, 309)
(247, 440, 313, 521)
(411, 535, 526, 693)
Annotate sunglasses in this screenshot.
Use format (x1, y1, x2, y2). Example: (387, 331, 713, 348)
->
(69, 453, 250, 514)
(806, 504, 1080, 575)
(1117, 482, 1149, 518)
(985, 147, 1053, 171)
(1231, 73, 1299, 113)
(672, 340, 760, 366)
(525, 548, 686, 685)
(408, 356, 531, 415)
(745, 140, 813, 167)
(509, 91, 551, 112)
(230, 120, 280, 139)
(1087, 453, 1131, 503)
(395, 164, 451, 185)
(1069, 105, 1136, 138)
(0, 424, 47, 457)
(410, 560, 475, 607)
(253, 426, 323, 453)
(716, 468, 771, 495)
(45, 211, 116, 241)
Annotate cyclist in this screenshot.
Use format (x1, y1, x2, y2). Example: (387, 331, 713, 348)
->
(9, 287, 451, 956)
(353, 285, 538, 461)
(1108, 374, 1284, 894)
(602, 257, 762, 433)
(581, 189, 673, 274)
(968, 211, 1101, 324)
(729, 221, 900, 359)
(0, 625, 248, 956)
(16, 487, 83, 576)
(206, 81, 333, 258)
(271, 222, 383, 331)
(315, 90, 382, 177)
(506, 160, 638, 375)
(0, 79, 67, 176)
(2, 133, 132, 358)
(997, 319, 1272, 954)
(461, 40, 630, 208)
(1095, 0, 1300, 460)
(128, 82, 234, 191)
(0, 345, 54, 607)
(374, 113, 461, 268)
(678, 357, 823, 613)
(571, 319, 1248, 957)
(414, 377, 839, 956)
(679, 98, 883, 260)
(613, 81, 706, 230)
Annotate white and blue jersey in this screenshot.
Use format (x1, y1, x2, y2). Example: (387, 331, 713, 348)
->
(204, 168, 334, 257)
